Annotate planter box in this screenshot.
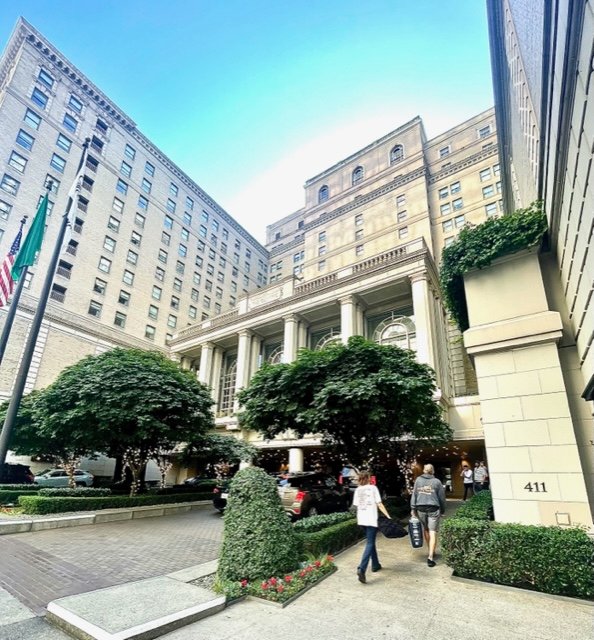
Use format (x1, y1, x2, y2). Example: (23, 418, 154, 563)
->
(245, 567, 337, 608)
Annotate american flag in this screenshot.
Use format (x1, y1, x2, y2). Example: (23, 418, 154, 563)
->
(0, 226, 23, 307)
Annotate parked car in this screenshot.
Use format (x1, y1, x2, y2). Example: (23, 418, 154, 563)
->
(34, 469, 94, 487)
(0, 462, 34, 484)
(183, 476, 217, 489)
(212, 480, 230, 513)
(279, 473, 350, 519)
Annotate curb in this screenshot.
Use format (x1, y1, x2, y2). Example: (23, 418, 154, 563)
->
(0, 501, 211, 535)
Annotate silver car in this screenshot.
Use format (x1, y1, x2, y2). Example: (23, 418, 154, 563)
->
(34, 469, 94, 487)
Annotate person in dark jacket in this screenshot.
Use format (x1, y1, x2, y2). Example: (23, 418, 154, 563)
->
(410, 463, 446, 567)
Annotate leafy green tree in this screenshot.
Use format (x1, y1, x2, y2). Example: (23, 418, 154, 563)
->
(37, 348, 215, 495)
(217, 466, 301, 583)
(181, 433, 257, 477)
(238, 336, 452, 468)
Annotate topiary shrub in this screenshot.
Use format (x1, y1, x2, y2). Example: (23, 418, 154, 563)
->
(217, 467, 301, 583)
(452, 490, 493, 520)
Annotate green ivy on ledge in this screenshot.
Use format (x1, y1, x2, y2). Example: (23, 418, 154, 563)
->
(439, 202, 548, 333)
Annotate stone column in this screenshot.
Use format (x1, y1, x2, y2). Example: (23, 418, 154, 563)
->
(298, 318, 309, 351)
(250, 333, 264, 376)
(234, 330, 252, 412)
(197, 342, 214, 385)
(289, 447, 304, 473)
(180, 356, 192, 370)
(283, 314, 298, 363)
(339, 295, 357, 344)
(210, 346, 224, 412)
(463, 250, 593, 530)
(410, 272, 437, 369)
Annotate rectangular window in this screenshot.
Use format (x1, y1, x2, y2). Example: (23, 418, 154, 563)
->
(208, 248, 216, 260)
(122, 270, 134, 285)
(16, 129, 34, 151)
(130, 231, 142, 246)
(38, 68, 54, 88)
(496, 181, 502, 193)
(86, 155, 99, 173)
(186, 196, 194, 210)
(199, 224, 207, 238)
(450, 181, 461, 194)
(116, 179, 128, 195)
(318, 231, 326, 242)
(127, 250, 138, 265)
(440, 203, 451, 216)
(189, 305, 197, 319)
(206, 263, 214, 275)
(145, 325, 156, 340)
(68, 94, 83, 113)
(93, 278, 107, 295)
(216, 272, 224, 283)
(88, 300, 102, 318)
(167, 314, 177, 328)
(444, 237, 454, 248)
(214, 303, 221, 315)
(167, 199, 176, 213)
(145, 161, 155, 177)
(0, 200, 12, 219)
(31, 87, 48, 109)
(183, 212, 192, 226)
(203, 296, 211, 309)
(45, 174, 59, 194)
(118, 290, 131, 306)
(479, 167, 491, 182)
(438, 187, 448, 199)
(163, 215, 173, 230)
(155, 267, 165, 282)
(396, 194, 406, 207)
(124, 144, 136, 161)
(195, 255, 203, 267)
(82, 175, 93, 192)
(50, 153, 66, 173)
(138, 195, 148, 210)
(96, 118, 108, 134)
(176, 260, 185, 274)
(493, 163, 500, 177)
(212, 219, 220, 232)
(103, 236, 116, 253)
(56, 133, 72, 153)
(181, 227, 190, 241)
(205, 279, 213, 292)
(355, 229, 364, 240)
(9, 151, 27, 173)
(63, 113, 78, 133)
(230, 280, 237, 292)
(318, 259, 326, 271)
(397, 210, 407, 223)
(161, 231, 171, 245)
(355, 244, 364, 256)
(455, 214, 465, 228)
(355, 214, 363, 226)
(158, 249, 168, 263)
(170, 296, 180, 310)
(201, 210, 209, 223)
(0, 174, 20, 196)
(173, 278, 182, 292)
(148, 304, 159, 320)
(107, 216, 120, 232)
(141, 178, 151, 194)
(98, 256, 112, 273)
(169, 182, 178, 197)
(134, 212, 145, 228)
(442, 219, 453, 232)
(482, 185, 495, 198)
(485, 202, 498, 217)
(191, 288, 199, 301)
(193, 271, 201, 285)
(120, 161, 132, 178)
(152, 286, 162, 300)
(24, 109, 41, 129)
(438, 146, 450, 158)
(478, 124, 492, 139)
(111, 197, 124, 215)
(114, 312, 126, 328)
(398, 226, 409, 239)
(178, 243, 187, 257)
(452, 197, 463, 211)
(318, 245, 327, 256)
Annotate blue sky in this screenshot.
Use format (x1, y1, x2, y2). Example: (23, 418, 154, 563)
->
(1, 1, 493, 241)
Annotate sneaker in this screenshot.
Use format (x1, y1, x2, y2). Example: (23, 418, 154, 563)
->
(357, 569, 367, 583)
(371, 564, 382, 573)
(427, 558, 436, 568)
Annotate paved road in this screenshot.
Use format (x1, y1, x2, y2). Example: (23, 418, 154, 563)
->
(0, 506, 223, 616)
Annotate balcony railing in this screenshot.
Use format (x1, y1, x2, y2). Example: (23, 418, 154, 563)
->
(56, 266, 71, 279)
(50, 290, 65, 303)
(65, 245, 77, 256)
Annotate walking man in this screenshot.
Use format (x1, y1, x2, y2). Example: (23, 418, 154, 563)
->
(410, 464, 446, 567)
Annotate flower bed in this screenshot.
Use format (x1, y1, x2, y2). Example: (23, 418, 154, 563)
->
(218, 555, 335, 606)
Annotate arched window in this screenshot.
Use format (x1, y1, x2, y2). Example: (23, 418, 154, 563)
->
(390, 144, 404, 165)
(374, 315, 416, 351)
(218, 358, 237, 414)
(315, 329, 342, 350)
(267, 345, 284, 364)
(352, 166, 364, 186)
(318, 185, 329, 203)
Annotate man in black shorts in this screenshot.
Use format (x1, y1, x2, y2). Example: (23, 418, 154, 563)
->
(410, 464, 446, 567)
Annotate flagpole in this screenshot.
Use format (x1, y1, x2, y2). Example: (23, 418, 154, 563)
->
(0, 217, 29, 366)
(0, 139, 89, 473)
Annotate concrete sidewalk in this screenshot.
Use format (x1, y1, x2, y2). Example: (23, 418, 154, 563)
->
(160, 531, 593, 640)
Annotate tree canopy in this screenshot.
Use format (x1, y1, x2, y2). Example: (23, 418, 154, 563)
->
(181, 433, 257, 469)
(238, 336, 452, 466)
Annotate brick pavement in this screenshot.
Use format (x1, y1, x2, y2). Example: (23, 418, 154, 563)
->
(0, 506, 223, 616)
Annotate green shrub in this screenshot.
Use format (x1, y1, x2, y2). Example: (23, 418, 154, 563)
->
(452, 490, 493, 520)
(297, 519, 363, 556)
(0, 489, 38, 504)
(439, 202, 547, 331)
(217, 467, 301, 583)
(442, 518, 594, 599)
(38, 487, 112, 497)
(293, 511, 355, 533)
(18, 492, 212, 514)
(0, 484, 37, 491)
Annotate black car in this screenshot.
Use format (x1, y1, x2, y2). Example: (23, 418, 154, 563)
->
(0, 462, 34, 484)
(279, 473, 350, 519)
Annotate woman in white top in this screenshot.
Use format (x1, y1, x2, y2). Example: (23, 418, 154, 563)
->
(352, 470, 391, 583)
(460, 463, 474, 501)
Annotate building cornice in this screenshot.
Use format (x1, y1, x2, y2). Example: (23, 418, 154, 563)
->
(428, 145, 499, 183)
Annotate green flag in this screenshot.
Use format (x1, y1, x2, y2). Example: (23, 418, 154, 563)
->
(11, 194, 49, 282)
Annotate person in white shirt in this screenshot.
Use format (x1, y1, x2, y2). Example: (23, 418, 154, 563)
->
(460, 463, 474, 501)
(352, 470, 391, 583)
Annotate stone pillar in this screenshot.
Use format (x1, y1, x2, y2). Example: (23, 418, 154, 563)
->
(180, 356, 192, 370)
(283, 314, 298, 363)
(250, 334, 264, 377)
(339, 295, 357, 344)
(234, 330, 252, 412)
(210, 347, 224, 412)
(197, 342, 214, 385)
(298, 318, 309, 351)
(289, 447, 304, 473)
(463, 250, 593, 530)
(410, 272, 437, 369)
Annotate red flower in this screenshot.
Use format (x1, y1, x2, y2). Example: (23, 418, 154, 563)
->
(277, 585, 284, 593)
(306, 566, 313, 572)
(314, 560, 321, 567)
(240, 579, 248, 588)
(284, 575, 293, 583)
(299, 570, 306, 578)
(261, 581, 268, 590)
(327, 555, 334, 562)
(269, 577, 277, 586)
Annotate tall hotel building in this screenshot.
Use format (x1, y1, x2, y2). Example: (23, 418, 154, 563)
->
(0, 18, 268, 400)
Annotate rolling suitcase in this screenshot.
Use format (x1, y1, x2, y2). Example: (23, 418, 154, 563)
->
(408, 516, 424, 548)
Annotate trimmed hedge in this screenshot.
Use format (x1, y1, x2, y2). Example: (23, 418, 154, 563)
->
(0, 484, 36, 491)
(18, 492, 213, 514)
(293, 511, 355, 533)
(297, 518, 363, 556)
(0, 489, 38, 505)
(442, 491, 594, 599)
(38, 487, 111, 497)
